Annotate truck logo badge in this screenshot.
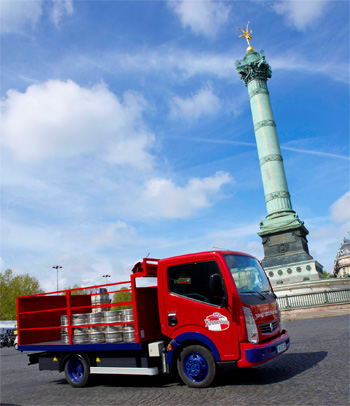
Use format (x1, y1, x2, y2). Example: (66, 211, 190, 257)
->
(204, 312, 230, 331)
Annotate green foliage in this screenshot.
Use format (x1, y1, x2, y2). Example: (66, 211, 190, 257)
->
(323, 270, 333, 278)
(62, 284, 86, 295)
(0, 269, 43, 320)
(112, 286, 132, 310)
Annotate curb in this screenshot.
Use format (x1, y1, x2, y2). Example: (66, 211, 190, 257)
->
(281, 303, 350, 321)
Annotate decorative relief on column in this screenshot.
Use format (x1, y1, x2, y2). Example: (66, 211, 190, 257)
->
(235, 51, 272, 86)
(259, 154, 283, 166)
(278, 243, 289, 253)
(265, 191, 290, 203)
(249, 87, 269, 100)
(254, 119, 276, 132)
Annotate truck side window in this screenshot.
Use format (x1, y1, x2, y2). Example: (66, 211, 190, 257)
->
(168, 261, 225, 305)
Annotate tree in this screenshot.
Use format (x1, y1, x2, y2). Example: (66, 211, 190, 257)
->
(0, 269, 43, 320)
(323, 270, 333, 278)
(112, 287, 132, 310)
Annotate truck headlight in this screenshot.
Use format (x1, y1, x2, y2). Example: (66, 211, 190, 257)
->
(243, 306, 259, 344)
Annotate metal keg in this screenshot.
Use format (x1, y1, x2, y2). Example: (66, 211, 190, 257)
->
(73, 328, 89, 344)
(122, 309, 134, 323)
(123, 325, 135, 342)
(105, 310, 122, 324)
(71, 313, 88, 327)
(60, 315, 68, 333)
(87, 312, 104, 326)
(88, 331, 105, 343)
(60, 315, 68, 326)
(61, 333, 69, 344)
(104, 325, 123, 343)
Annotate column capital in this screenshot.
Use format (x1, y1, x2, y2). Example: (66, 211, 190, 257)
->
(235, 50, 272, 86)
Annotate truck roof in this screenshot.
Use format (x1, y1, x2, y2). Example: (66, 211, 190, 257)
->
(159, 250, 255, 263)
(132, 250, 256, 277)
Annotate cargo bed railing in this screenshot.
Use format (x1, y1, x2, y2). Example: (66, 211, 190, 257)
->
(16, 279, 136, 347)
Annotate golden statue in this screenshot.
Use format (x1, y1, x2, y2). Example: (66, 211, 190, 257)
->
(238, 21, 254, 53)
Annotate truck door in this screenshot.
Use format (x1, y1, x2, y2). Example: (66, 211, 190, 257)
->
(163, 260, 239, 361)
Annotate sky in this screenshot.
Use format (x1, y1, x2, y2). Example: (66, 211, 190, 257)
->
(1, 0, 349, 292)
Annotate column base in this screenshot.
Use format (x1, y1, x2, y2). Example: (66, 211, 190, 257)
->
(258, 224, 324, 285)
(258, 211, 306, 236)
(263, 259, 324, 286)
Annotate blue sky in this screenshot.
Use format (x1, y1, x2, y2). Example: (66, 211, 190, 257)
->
(1, 0, 349, 292)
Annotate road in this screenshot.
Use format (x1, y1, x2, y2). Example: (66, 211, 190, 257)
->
(1, 316, 349, 406)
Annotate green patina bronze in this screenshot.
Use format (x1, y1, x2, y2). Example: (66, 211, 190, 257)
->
(235, 50, 306, 236)
(235, 41, 324, 281)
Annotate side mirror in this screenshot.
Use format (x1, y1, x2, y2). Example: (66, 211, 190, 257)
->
(210, 273, 224, 300)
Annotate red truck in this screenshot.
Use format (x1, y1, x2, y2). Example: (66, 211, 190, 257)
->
(17, 250, 289, 388)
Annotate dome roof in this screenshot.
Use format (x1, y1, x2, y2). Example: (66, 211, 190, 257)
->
(337, 238, 350, 259)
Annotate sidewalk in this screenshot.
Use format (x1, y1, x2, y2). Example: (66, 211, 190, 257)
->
(281, 303, 350, 321)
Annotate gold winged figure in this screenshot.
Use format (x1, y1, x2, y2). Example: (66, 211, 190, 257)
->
(238, 21, 254, 53)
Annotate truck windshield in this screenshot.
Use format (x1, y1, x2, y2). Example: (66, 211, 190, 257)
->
(223, 254, 270, 295)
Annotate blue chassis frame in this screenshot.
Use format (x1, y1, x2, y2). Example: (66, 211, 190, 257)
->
(18, 342, 144, 352)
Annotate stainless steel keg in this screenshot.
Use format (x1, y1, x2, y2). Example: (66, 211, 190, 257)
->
(122, 309, 134, 323)
(105, 310, 122, 324)
(61, 333, 69, 344)
(123, 325, 135, 342)
(87, 312, 104, 326)
(71, 313, 88, 326)
(88, 331, 105, 343)
(104, 325, 123, 343)
(72, 327, 89, 344)
(60, 315, 68, 333)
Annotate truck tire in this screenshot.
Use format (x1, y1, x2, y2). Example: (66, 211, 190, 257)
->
(64, 355, 90, 388)
(177, 345, 216, 388)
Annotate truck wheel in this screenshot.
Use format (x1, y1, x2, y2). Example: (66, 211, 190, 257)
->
(64, 355, 90, 388)
(177, 345, 216, 388)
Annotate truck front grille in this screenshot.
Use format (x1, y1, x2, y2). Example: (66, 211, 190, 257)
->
(259, 320, 279, 334)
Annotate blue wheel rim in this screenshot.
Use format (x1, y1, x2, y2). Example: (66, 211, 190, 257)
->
(67, 358, 84, 382)
(183, 352, 209, 382)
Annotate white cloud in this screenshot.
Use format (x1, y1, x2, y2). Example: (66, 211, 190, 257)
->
(143, 171, 232, 218)
(1, 80, 155, 170)
(168, 0, 230, 38)
(270, 54, 349, 84)
(272, 0, 330, 31)
(305, 192, 350, 272)
(0, 0, 43, 34)
(169, 85, 221, 121)
(330, 192, 350, 224)
(0, 0, 73, 34)
(50, 0, 73, 27)
(79, 44, 348, 86)
(91, 221, 138, 249)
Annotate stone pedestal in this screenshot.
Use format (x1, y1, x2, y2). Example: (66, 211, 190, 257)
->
(260, 227, 323, 284)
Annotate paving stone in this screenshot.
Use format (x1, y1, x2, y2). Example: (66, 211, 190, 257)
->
(1, 315, 349, 406)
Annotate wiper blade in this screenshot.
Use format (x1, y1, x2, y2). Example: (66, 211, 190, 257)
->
(240, 290, 266, 300)
(260, 290, 278, 299)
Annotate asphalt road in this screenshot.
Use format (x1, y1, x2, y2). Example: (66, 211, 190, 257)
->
(1, 316, 349, 406)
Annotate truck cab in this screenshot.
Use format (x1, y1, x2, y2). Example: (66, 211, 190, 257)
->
(157, 250, 289, 387)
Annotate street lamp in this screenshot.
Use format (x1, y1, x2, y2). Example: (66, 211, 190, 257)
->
(53, 265, 62, 295)
(102, 274, 111, 285)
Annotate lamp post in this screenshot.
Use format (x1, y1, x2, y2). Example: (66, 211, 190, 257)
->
(102, 274, 111, 285)
(52, 265, 62, 295)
